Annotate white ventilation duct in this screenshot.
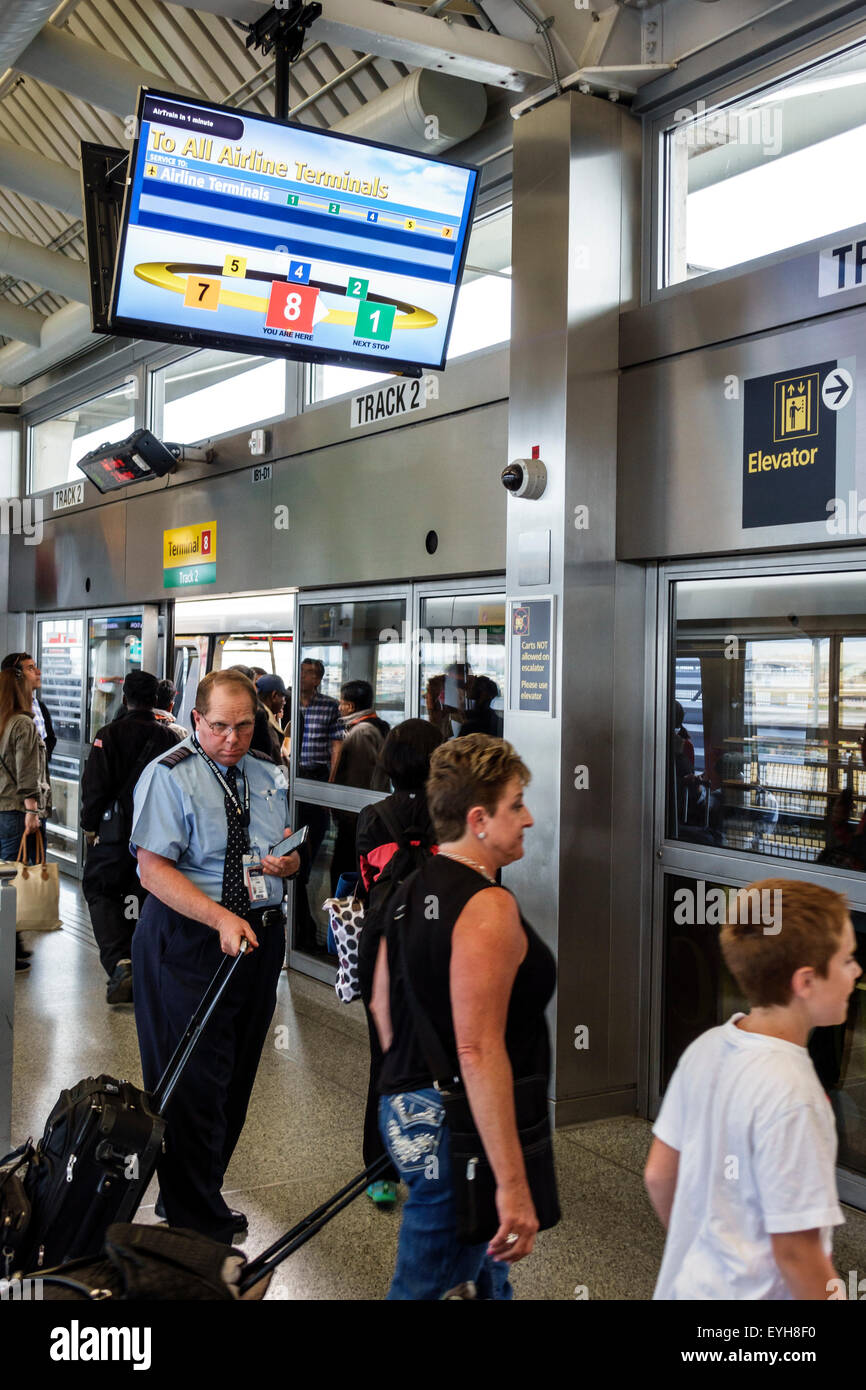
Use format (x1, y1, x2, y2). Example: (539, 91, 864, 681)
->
(0, 229, 89, 302)
(0, 139, 82, 218)
(333, 69, 486, 154)
(0, 302, 100, 387)
(0, 0, 60, 73)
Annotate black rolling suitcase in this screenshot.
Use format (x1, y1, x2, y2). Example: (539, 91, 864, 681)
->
(0, 942, 249, 1277)
(33, 1155, 393, 1301)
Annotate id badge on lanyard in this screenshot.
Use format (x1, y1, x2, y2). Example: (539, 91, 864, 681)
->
(243, 853, 269, 903)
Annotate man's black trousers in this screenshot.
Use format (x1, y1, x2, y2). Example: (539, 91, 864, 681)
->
(82, 841, 145, 978)
(132, 895, 285, 1244)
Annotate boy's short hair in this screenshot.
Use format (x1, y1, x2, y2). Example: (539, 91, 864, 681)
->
(720, 878, 849, 1008)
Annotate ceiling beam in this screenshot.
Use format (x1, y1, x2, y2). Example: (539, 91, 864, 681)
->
(13, 23, 196, 118)
(173, 0, 550, 90)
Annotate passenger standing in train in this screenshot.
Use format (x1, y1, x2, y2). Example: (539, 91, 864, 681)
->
(228, 664, 279, 762)
(81, 670, 180, 1005)
(130, 669, 300, 1241)
(645, 880, 860, 1300)
(371, 734, 559, 1299)
(294, 659, 343, 950)
(154, 677, 189, 738)
(0, 667, 52, 972)
(255, 673, 288, 765)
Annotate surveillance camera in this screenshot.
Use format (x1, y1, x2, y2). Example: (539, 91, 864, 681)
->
(501, 457, 547, 500)
(788, 614, 800, 627)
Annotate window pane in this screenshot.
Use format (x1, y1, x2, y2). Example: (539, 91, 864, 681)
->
(37, 618, 84, 744)
(44, 753, 80, 866)
(30, 384, 135, 493)
(840, 636, 866, 731)
(419, 595, 506, 742)
(87, 614, 143, 741)
(448, 205, 511, 360)
(307, 206, 512, 404)
(668, 572, 866, 864)
(662, 873, 866, 1178)
(665, 43, 866, 284)
(159, 350, 286, 442)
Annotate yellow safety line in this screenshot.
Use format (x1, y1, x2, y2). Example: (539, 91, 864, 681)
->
(133, 262, 438, 330)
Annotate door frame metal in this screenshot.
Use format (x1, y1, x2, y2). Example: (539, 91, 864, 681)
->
(648, 548, 866, 1208)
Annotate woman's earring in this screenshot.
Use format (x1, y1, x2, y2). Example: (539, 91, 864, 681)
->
(477, 831, 486, 840)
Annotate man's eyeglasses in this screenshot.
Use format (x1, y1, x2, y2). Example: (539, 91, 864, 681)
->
(196, 713, 255, 738)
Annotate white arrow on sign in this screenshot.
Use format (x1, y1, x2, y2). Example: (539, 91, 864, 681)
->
(822, 367, 854, 411)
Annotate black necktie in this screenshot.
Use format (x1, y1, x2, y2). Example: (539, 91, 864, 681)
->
(221, 766, 248, 917)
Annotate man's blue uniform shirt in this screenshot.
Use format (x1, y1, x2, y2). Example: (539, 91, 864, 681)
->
(130, 735, 289, 908)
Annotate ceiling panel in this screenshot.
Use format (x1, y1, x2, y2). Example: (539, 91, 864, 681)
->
(0, 0, 422, 343)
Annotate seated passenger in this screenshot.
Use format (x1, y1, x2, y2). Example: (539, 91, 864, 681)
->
(645, 879, 861, 1300)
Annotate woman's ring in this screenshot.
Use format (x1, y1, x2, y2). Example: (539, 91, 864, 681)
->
(505, 1232, 519, 1245)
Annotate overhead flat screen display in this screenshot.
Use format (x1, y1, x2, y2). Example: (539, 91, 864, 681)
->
(110, 89, 479, 375)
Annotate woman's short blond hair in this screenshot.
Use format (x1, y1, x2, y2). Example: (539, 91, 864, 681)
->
(426, 733, 530, 843)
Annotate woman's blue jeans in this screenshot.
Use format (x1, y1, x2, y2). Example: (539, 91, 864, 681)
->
(379, 1087, 513, 1301)
(0, 811, 33, 863)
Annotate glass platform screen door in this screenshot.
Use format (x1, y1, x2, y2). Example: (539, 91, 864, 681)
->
(36, 606, 160, 877)
(36, 613, 85, 873)
(287, 579, 506, 982)
(653, 560, 866, 1210)
(288, 587, 410, 982)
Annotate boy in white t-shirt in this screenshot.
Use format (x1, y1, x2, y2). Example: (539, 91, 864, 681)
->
(645, 879, 861, 1300)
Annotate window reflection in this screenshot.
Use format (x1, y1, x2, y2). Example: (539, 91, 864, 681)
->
(662, 876, 866, 1178)
(670, 573, 866, 864)
(419, 596, 505, 743)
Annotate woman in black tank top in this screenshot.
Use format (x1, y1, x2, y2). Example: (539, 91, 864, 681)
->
(370, 734, 557, 1300)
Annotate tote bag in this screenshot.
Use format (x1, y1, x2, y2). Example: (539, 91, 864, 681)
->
(3, 831, 61, 932)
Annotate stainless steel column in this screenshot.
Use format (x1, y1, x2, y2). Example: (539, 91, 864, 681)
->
(503, 93, 646, 1125)
(0, 882, 15, 1153)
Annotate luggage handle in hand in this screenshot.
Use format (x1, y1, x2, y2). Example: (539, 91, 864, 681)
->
(151, 939, 250, 1114)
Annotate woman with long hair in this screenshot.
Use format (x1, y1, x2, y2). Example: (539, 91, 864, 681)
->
(0, 667, 51, 971)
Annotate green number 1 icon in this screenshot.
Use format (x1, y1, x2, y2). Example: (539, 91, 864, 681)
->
(355, 299, 396, 342)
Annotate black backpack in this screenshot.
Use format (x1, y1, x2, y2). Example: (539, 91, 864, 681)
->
(356, 800, 435, 1000)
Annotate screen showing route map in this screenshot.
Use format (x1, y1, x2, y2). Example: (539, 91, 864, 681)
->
(110, 90, 479, 374)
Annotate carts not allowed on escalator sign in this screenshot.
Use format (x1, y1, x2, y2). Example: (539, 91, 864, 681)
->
(742, 360, 855, 529)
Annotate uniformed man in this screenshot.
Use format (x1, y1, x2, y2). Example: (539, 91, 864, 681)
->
(130, 668, 300, 1242)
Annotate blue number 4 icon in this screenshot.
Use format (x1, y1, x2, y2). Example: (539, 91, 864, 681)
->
(289, 261, 311, 284)
(366, 210, 378, 223)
